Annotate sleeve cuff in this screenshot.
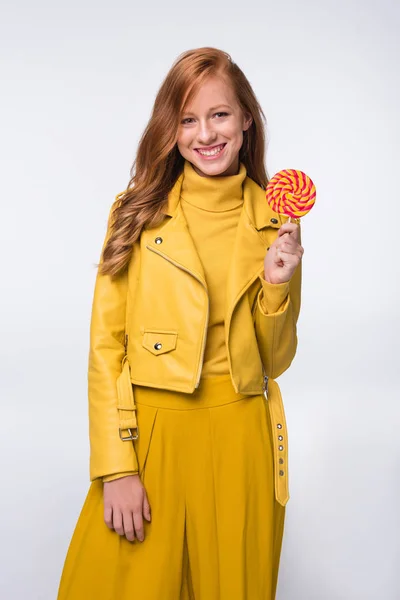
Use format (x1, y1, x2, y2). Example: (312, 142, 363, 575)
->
(258, 274, 290, 315)
(102, 471, 138, 483)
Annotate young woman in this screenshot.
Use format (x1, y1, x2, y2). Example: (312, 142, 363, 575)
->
(57, 46, 303, 600)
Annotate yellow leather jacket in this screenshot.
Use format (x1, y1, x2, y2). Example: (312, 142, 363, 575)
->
(88, 171, 301, 505)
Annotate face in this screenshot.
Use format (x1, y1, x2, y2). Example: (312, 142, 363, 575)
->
(176, 75, 253, 177)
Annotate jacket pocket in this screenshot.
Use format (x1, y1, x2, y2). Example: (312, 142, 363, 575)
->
(142, 329, 178, 355)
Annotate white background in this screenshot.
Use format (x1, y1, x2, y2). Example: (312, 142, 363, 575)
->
(1, 0, 399, 598)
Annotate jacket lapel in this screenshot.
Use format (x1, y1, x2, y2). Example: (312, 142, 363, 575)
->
(144, 173, 207, 288)
(145, 168, 286, 311)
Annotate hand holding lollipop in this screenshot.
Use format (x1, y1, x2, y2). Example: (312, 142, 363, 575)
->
(263, 169, 316, 284)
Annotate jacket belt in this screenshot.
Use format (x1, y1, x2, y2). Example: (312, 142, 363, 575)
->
(264, 378, 290, 507)
(116, 356, 289, 505)
(116, 355, 139, 441)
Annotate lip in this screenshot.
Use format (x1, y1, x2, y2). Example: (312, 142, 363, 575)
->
(194, 143, 226, 160)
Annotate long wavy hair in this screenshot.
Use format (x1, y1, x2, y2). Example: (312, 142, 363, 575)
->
(100, 47, 270, 278)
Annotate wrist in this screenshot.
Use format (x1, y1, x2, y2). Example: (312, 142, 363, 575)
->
(103, 471, 139, 483)
(263, 271, 289, 285)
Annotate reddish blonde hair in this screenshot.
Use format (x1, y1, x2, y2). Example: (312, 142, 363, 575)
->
(100, 47, 270, 277)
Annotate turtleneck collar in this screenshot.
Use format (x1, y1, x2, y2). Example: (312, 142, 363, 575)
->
(180, 159, 247, 213)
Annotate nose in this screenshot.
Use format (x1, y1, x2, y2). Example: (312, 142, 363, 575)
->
(196, 120, 217, 146)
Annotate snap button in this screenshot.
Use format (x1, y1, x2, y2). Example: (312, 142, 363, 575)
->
(277, 424, 282, 429)
(154, 342, 162, 350)
(278, 445, 284, 451)
(279, 458, 284, 464)
(270, 218, 278, 224)
(278, 435, 283, 441)
(155, 237, 163, 244)
(279, 470, 284, 476)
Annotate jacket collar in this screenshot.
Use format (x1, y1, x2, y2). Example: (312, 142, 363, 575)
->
(163, 170, 286, 231)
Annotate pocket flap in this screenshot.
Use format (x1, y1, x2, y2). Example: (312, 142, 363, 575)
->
(142, 329, 178, 355)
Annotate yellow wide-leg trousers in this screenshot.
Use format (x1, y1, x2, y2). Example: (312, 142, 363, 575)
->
(57, 374, 285, 599)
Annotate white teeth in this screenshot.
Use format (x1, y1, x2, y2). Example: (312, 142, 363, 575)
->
(197, 144, 224, 156)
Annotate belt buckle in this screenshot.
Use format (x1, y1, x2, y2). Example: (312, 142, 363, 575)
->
(119, 427, 139, 441)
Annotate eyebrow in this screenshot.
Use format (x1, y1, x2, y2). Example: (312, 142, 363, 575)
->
(182, 104, 232, 116)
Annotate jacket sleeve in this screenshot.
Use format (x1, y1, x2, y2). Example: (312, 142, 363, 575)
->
(253, 237, 302, 380)
(103, 471, 138, 483)
(88, 203, 139, 482)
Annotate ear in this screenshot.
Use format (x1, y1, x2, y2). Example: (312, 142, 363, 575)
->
(243, 112, 253, 132)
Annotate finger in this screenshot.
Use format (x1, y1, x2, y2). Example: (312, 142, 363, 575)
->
(276, 248, 300, 266)
(133, 507, 145, 542)
(278, 232, 291, 244)
(104, 505, 114, 530)
(276, 233, 300, 252)
(278, 239, 298, 253)
(277, 223, 297, 235)
(143, 491, 151, 522)
(276, 237, 302, 256)
(112, 508, 125, 537)
(122, 510, 136, 543)
(278, 223, 300, 242)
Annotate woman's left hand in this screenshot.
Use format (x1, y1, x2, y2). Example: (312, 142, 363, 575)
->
(263, 222, 304, 285)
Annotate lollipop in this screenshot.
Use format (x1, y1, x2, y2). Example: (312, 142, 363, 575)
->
(266, 169, 316, 222)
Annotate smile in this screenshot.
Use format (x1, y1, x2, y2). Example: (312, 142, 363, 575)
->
(195, 143, 226, 158)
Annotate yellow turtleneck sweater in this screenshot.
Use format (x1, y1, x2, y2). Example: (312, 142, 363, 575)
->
(102, 159, 289, 482)
(180, 159, 246, 377)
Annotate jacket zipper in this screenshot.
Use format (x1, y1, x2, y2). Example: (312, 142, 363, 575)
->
(145, 245, 209, 389)
(124, 333, 128, 354)
(262, 365, 268, 397)
(195, 302, 209, 388)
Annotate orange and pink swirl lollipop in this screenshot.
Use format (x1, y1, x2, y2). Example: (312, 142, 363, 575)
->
(266, 169, 316, 221)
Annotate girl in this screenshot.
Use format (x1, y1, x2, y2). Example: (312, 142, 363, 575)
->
(57, 46, 303, 600)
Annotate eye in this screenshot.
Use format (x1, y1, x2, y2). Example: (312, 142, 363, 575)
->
(214, 112, 229, 118)
(181, 117, 194, 124)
